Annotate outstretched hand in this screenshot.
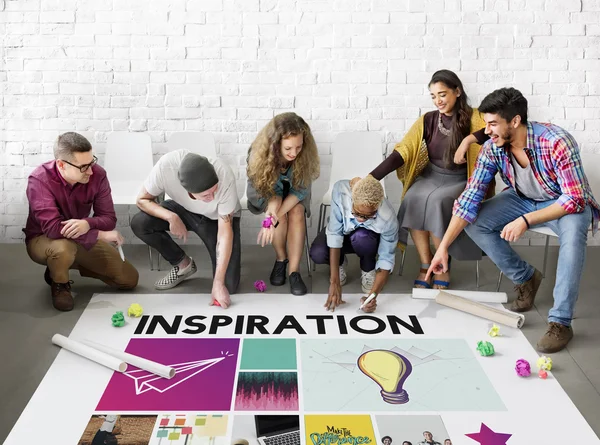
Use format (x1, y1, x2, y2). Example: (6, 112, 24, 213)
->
(426, 248, 449, 282)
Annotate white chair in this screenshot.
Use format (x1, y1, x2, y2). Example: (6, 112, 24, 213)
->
(167, 132, 217, 157)
(496, 152, 600, 291)
(104, 132, 154, 268)
(105, 132, 153, 206)
(314, 132, 385, 271)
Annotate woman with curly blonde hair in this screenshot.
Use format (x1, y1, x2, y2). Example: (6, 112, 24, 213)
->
(246, 112, 320, 296)
(309, 176, 399, 312)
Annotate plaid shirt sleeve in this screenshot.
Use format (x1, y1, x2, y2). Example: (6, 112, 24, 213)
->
(452, 143, 498, 223)
(552, 133, 588, 215)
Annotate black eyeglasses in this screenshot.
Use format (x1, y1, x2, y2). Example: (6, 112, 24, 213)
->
(62, 155, 98, 173)
(352, 207, 377, 220)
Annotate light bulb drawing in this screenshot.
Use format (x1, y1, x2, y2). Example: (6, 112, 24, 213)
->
(357, 349, 412, 404)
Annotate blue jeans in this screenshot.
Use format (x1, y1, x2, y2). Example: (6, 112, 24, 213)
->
(465, 188, 591, 326)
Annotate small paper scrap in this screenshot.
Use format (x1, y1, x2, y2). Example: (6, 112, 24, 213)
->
(111, 311, 125, 327)
(476, 341, 495, 356)
(537, 355, 553, 371)
(127, 303, 143, 318)
(254, 280, 267, 292)
(488, 324, 501, 337)
(539, 369, 548, 379)
(515, 359, 531, 377)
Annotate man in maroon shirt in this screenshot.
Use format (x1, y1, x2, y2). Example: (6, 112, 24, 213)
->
(24, 132, 139, 311)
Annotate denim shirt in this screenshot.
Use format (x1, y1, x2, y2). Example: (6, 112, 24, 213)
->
(246, 164, 310, 214)
(326, 180, 399, 271)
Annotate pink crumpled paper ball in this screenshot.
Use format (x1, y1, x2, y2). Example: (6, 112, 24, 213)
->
(254, 280, 267, 292)
(515, 359, 531, 377)
(262, 217, 273, 228)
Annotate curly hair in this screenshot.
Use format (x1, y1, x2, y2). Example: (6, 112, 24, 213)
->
(247, 112, 320, 199)
(351, 175, 384, 209)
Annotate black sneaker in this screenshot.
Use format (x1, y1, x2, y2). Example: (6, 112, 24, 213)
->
(270, 259, 288, 286)
(289, 272, 307, 296)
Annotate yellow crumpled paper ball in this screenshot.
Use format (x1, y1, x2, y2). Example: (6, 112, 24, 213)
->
(127, 303, 143, 318)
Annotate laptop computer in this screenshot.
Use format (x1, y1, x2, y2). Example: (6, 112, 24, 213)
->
(254, 415, 301, 445)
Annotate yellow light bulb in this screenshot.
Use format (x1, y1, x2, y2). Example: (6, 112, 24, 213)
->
(357, 349, 412, 404)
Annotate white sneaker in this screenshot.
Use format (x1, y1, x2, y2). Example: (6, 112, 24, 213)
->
(339, 258, 347, 286)
(155, 258, 197, 290)
(361, 269, 376, 294)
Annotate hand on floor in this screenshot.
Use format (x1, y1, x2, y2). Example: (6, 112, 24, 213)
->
(325, 282, 345, 312)
(210, 282, 231, 309)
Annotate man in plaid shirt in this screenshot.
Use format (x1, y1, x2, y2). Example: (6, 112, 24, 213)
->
(427, 87, 599, 353)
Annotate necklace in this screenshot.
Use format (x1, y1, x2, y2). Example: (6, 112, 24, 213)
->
(438, 112, 451, 137)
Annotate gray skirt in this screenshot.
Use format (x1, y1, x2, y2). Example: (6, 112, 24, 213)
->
(397, 162, 482, 261)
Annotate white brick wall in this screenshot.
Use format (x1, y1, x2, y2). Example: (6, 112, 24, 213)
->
(2, 0, 600, 246)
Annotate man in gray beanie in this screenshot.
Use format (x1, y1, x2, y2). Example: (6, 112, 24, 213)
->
(131, 149, 241, 307)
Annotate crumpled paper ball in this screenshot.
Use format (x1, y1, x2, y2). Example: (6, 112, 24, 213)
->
(127, 303, 143, 317)
(488, 324, 501, 337)
(254, 280, 267, 292)
(476, 341, 495, 356)
(537, 355, 553, 371)
(262, 217, 273, 228)
(538, 369, 548, 379)
(111, 311, 125, 327)
(515, 359, 531, 377)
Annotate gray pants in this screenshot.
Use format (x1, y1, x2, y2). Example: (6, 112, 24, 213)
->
(131, 200, 241, 293)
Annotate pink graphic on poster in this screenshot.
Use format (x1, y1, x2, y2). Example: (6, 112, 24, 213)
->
(234, 372, 299, 410)
(97, 338, 239, 411)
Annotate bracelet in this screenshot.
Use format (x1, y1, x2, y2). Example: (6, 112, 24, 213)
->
(521, 215, 531, 229)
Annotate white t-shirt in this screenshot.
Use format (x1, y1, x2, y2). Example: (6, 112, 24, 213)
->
(144, 149, 241, 220)
(99, 415, 118, 432)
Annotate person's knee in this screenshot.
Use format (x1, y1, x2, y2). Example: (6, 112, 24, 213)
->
(115, 263, 139, 290)
(226, 277, 240, 295)
(288, 203, 305, 221)
(351, 229, 379, 255)
(309, 242, 328, 264)
(130, 211, 151, 237)
(49, 239, 78, 261)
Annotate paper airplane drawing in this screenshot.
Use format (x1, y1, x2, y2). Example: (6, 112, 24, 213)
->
(124, 353, 233, 395)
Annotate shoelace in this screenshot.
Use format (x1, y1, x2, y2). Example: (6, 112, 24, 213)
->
(274, 262, 287, 274)
(53, 280, 74, 290)
(547, 323, 564, 339)
(514, 284, 526, 301)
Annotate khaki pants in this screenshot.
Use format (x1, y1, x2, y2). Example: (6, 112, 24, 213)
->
(26, 235, 139, 289)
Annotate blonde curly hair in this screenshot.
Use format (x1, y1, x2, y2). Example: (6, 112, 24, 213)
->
(247, 112, 320, 199)
(351, 175, 384, 209)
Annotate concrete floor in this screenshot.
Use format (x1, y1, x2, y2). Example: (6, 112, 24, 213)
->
(1, 242, 599, 442)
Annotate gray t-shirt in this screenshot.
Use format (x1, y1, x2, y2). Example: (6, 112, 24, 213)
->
(511, 154, 553, 201)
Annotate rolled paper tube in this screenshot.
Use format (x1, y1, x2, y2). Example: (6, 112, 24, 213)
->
(84, 340, 176, 379)
(413, 288, 508, 303)
(435, 291, 525, 329)
(52, 334, 127, 373)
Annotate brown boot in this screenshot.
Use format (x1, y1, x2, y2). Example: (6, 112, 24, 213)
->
(537, 322, 574, 353)
(510, 269, 543, 312)
(51, 281, 74, 311)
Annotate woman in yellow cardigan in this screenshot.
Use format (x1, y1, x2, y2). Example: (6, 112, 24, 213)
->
(370, 70, 489, 289)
